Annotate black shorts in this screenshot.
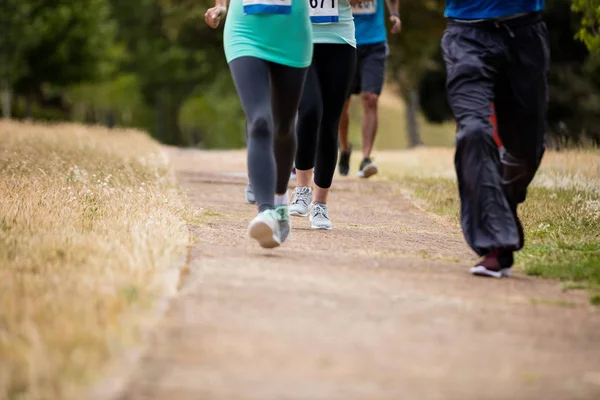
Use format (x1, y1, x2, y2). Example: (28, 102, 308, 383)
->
(350, 41, 388, 96)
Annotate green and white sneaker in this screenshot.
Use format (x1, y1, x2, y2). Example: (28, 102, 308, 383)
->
(289, 187, 312, 217)
(310, 202, 332, 230)
(248, 209, 281, 249)
(275, 205, 291, 243)
(248, 207, 291, 248)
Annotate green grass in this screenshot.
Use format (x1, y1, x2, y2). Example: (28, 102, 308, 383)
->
(380, 148, 600, 304)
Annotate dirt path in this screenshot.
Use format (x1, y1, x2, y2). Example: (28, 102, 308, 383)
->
(120, 149, 600, 400)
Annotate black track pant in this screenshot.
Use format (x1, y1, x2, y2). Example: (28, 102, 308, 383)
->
(229, 57, 308, 212)
(441, 12, 549, 256)
(296, 43, 357, 189)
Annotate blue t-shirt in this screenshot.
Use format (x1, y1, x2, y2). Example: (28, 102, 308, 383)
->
(352, 0, 386, 46)
(445, 0, 545, 19)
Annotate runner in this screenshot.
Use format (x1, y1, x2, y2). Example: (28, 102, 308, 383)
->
(441, 0, 548, 277)
(206, 0, 312, 248)
(337, 0, 401, 178)
(288, 0, 357, 230)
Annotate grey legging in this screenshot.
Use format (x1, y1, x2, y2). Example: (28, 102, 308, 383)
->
(229, 56, 308, 212)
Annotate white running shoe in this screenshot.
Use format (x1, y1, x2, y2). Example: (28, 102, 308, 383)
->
(310, 202, 332, 230)
(289, 187, 312, 217)
(357, 157, 378, 178)
(248, 209, 281, 249)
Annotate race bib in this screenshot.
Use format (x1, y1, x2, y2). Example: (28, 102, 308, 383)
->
(243, 0, 292, 15)
(351, 0, 376, 15)
(309, 0, 339, 23)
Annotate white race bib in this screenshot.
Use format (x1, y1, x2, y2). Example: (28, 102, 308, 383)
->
(351, 0, 376, 15)
(243, 0, 292, 15)
(309, 0, 339, 23)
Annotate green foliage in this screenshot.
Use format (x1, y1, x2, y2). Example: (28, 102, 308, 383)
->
(180, 75, 245, 149)
(107, 0, 232, 145)
(572, 0, 600, 53)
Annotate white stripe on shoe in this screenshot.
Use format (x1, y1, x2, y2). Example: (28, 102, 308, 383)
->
(470, 265, 512, 278)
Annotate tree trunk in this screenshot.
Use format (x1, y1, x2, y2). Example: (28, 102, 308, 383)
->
(406, 90, 423, 148)
(1, 80, 13, 119)
(164, 99, 187, 146)
(155, 99, 165, 142)
(25, 93, 34, 121)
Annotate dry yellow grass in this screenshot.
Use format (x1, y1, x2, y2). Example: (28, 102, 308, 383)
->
(0, 121, 189, 399)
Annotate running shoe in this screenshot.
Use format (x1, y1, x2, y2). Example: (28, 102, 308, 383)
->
(245, 183, 256, 204)
(290, 166, 297, 180)
(338, 145, 352, 176)
(310, 202, 332, 230)
(248, 209, 282, 249)
(357, 157, 378, 178)
(275, 205, 291, 243)
(470, 249, 512, 278)
(289, 187, 312, 217)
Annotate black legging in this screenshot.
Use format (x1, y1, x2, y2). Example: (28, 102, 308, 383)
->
(229, 57, 308, 212)
(295, 43, 357, 189)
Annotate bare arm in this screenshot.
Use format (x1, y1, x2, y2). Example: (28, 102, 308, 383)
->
(384, 0, 399, 16)
(384, 0, 401, 34)
(205, 0, 229, 28)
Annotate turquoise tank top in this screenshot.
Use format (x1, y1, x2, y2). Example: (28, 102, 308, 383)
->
(311, 0, 356, 47)
(224, 0, 313, 68)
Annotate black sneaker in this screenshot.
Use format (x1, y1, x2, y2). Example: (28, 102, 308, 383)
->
(358, 157, 378, 178)
(338, 145, 352, 176)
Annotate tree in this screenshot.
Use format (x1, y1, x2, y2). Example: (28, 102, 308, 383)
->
(386, 0, 446, 147)
(0, 0, 41, 118)
(108, 0, 230, 145)
(572, 0, 600, 53)
(16, 0, 117, 119)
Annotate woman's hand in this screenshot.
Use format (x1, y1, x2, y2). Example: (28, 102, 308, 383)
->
(205, 6, 227, 29)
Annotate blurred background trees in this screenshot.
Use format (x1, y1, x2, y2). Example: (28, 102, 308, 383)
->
(1, 0, 599, 148)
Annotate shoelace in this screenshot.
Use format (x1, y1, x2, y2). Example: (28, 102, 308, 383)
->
(293, 188, 311, 207)
(274, 206, 289, 221)
(311, 203, 329, 220)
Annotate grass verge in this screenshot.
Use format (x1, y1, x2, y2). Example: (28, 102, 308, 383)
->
(377, 148, 600, 304)
(0, 121, 189, 399)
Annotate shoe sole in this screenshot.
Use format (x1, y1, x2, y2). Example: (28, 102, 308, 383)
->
(248, 220, 280, 249)
(311, 224, 332, 230)
(470, 266, 512, 278)
(358, 164, 378, 179)
(289, 210, 308, 217)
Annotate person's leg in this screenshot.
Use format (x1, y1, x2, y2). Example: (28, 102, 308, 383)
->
(339, 99, 352, 152)
(290, 59, 321, 217)
(442, 24, 520, 274)
(265, 61, 309, 242)
(337, 47, 362, 176)
(229, 57, 276, 212)
(268, 62, 308, 196)
(313, 43, 357, 203)
(309, 44, 357, 230)
(494, 18, 550, 253)
(357, 42, 387, 178)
